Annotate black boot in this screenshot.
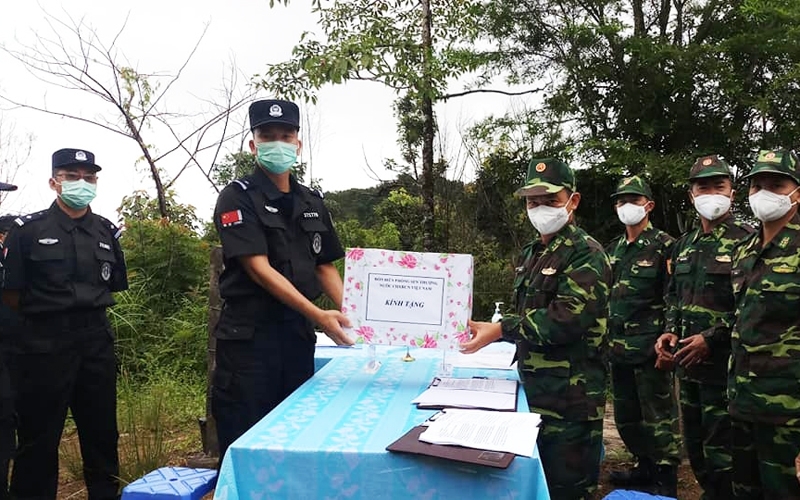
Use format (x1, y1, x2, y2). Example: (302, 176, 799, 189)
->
(651, 463, 678, 497)
(608, 457, 654, 486)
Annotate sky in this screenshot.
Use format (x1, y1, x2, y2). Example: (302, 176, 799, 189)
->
(0, 0, 537, 223)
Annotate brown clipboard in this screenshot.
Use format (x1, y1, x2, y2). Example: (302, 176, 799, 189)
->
(386, 425, 515, 469)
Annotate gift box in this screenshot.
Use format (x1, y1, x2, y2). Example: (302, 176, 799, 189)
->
(342, 248, 474, 351)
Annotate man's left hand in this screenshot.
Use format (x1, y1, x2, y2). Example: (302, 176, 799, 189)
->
(675, 334, 710, 367)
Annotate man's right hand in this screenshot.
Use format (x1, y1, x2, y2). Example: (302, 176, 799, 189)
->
(655, 332, 679, 359)
(316, 309, 354, 346)
(654, 333, 679, 370)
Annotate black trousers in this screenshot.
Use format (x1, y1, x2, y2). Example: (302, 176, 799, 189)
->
(0, 351, 14, 500)
(212, 317, 315, 463)
(10, 314, 119, 500)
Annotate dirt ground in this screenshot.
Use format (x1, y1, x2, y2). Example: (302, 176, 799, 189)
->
(50, 403, 703, 500)
(595, 403, 702, 500)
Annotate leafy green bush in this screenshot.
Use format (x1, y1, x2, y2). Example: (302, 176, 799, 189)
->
(112, 219, 211, 381)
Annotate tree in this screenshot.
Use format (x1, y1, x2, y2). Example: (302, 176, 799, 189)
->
(0, 114, 32, 209)
(477, 0, 800, 234)
(260, 0, 490, 251)
(0, 9, 255, 218)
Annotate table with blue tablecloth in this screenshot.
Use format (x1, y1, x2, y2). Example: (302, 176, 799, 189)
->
(214, 345, 550, 500)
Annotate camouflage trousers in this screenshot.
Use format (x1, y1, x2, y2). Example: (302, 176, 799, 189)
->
(611, 361, 680, 466)
(538, 417, 603, 500)
(732, 419, 800, 500)
(680, 380, 732, 500)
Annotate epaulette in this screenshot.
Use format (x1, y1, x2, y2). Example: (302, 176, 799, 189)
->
(98, 215, 123, 240)
(232, 179, 250, 191)
(13, 210, 48, 227)
(311, 188, 324, 199)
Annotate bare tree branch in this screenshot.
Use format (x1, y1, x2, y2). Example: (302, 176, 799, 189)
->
(440, 87, 546, 101)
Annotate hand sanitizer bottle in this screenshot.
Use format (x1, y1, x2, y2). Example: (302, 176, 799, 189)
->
(491, 302, 503, 323)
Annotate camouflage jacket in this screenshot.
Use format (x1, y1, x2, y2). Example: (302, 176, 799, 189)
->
(729, 213, 800, 426)
(501, 223, 612, 421)
(606, 223, 675, 365)
(664, 214, 753, 385)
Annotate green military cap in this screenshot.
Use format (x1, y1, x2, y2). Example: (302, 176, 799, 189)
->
(611, 175, 653, 199)
(515, 157, 576, 197)
(689, 154, 732, 180)
(743, 149, 800, 184)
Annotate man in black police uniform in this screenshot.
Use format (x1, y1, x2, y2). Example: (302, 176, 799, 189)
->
(0, 183, 19, 500)
(1, 149, 127, 500)
(213, 99, 353, 461)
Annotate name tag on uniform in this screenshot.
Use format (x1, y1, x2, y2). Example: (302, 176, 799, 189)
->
(265, 205, 279, 213)
(636, 260, 654, 267)
(98, 242, 111, 251)
(37, 238, 59, 245)
(715, 255, 732, 263)
(303, 212, 320, 218)
(541, 267, 557, 275)
(772, 264, 797, 274)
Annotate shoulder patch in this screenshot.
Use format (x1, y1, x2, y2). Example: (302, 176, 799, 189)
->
(14, 209, 48, 227)
(98, 215, 123, 240)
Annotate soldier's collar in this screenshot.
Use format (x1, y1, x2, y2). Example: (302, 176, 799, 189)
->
(545, 222, 576, 248)
(50, 200, 94, 232)
(250, 168, 300, 201)
(691, 213, 734, 243)
(762, 212, 800, 250)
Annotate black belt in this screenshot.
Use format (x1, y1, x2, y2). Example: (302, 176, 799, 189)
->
(25, 308, 109, 330)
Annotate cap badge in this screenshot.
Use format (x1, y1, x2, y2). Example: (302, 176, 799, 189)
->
(535, 162, 546, 173)
(702, 158, 713, 166)
(622, 177, 632, 186)
(75, 151, 87, 161)
(269, 104, 283, 117)
(765, 152, 776, 160)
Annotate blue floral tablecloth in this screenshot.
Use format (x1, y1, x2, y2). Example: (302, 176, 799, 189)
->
(214, 346, 550, 500)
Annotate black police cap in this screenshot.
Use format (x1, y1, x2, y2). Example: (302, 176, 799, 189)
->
(52, 148, 102, 172)
(249, 99, 300, 131)
(0, 215, 15, 233)
(0, 182, 17, 192)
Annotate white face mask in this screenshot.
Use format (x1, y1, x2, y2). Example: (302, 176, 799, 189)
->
(693, 194, 732, 221)
(616, 203, 647, 226)
(527, 195, 573, 235)
(749, 187, 800, 222)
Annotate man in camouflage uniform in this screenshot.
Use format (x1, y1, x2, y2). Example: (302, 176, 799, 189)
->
(605, 176, 679, 496)
(655, 155, 753, 499)
(729, 149, 800, 499)
(463, 158, 611, 500)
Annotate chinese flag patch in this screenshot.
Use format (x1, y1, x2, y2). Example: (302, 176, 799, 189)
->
(220, 210, 243, 228)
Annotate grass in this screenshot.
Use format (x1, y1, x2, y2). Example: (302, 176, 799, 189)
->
(58, 370, 206, 486)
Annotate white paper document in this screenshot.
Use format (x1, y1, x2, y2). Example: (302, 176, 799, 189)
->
(412, 377, 518, 411)
(432, 377, 517, 394)
(418, 408, 541, 457)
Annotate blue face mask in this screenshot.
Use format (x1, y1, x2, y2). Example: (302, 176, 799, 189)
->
(59, 179, 97, 209)
(256, 141, 298, 174)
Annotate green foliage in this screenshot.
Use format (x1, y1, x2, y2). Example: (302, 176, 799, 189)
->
(118, 189, 201, 232)
(476, 0, 800, 232)
(260, 0, 482, 102)
(112, 213, 211, 381)
(211, 151, 255, 188)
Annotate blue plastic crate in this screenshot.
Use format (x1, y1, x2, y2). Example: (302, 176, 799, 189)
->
(603, 490, 676, 500)
(122, 467, 217, 500)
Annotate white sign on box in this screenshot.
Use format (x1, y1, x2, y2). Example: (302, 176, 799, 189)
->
(342, 248, 474, 350)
